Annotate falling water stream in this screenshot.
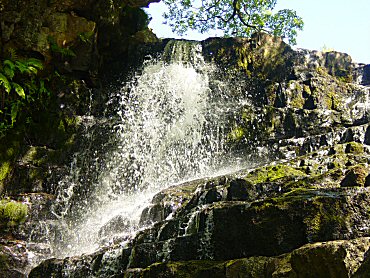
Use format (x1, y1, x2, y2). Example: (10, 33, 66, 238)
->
(44, 40, 249, 259)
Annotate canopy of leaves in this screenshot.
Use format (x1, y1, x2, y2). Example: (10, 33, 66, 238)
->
(163, 0, 304, 45)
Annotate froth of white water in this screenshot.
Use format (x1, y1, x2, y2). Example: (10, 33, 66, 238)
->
(50, 41, 249, 258)
(114, 62, 216, 191)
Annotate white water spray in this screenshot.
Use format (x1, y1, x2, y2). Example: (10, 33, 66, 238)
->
(50, 40, 248, 257)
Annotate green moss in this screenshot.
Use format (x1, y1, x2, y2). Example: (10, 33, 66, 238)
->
(0, 162, 11, 182)
(6, 148, 14, 157)
(142, 260, 225, 277)
(235, 47, 252, 72)
(290, 92, 305, 109)
(0, 199, 28, 227)
(337, 73, 353, 83)
(303, 84, 311, 95)
(228, 126, 245, 142)
(58, 119, 66, 133)
(270, 254, 294, 277)
(316, 66, 328, 76)
(341, 163, 368, 187)
(0, 253, 9, 270)
(246, 164, 307, 184)
(345, 142, 363, 154)
(0, 133, 22, 191)
(283, 188, 316, 197)
(304, 197, 348, 241)
(324, 90, 344, 110)
(225, 256, 276, 277)
(64, 116, 79, 127)
(251, 189, 350, 243)
(21, 146, 54, 167)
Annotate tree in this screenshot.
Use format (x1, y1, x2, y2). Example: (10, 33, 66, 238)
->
(162, 0, 304, 45)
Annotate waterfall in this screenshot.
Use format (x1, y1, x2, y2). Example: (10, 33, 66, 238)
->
(48, 40, 249, 258)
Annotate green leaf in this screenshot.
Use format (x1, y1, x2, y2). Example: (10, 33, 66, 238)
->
(161, 0, 303, 45)
(11, 102, 20, 126)
(3, 60, 15, 79)
(3, 60, 15, 71)
(11, 82, 25, 99)
(7, 48, 18, 61)
(24, 80, 37, 96)
(15, 61, 30, 74)
(0, 73, 11, 93)
(25, 58, 44, 71)
(4, 66, 15, 79)
(39, 79, 48, 95)
(27, 66, 38, 75)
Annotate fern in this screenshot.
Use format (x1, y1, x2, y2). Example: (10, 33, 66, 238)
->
(11, 82, 25, 99)
(24, 80, 37, 96)
(4, 66, 15, 80)
(0, 55, 47, 131)
(11, 102, 19, 126)
(27, 66, 38, 75)
(39, 80, 49, 95)
(59, 48, 76, 58)
(0, 73, 11, 93)
(25, 58, 44, 71)
(3, 60, 15, 79)
(7, 48, 18, 61)
(15, 61, 30, 74)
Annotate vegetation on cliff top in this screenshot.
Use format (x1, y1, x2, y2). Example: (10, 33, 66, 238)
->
(162, 0, 304, 44)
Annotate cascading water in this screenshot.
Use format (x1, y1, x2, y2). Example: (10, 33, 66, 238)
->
(47, 40, 249, 258)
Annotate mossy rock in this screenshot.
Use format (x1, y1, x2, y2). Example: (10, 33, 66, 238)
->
(0, 253, 9, 271)
(0, 199, 28, 228)
(225, 256, 278, 277)
(345, 142, 364, 154)
(142, 260, 226, 278)
(291, 237, 370, 277)
(246, 163, 307, 185)
(123, 237, 370, 277)
(340, 164, 368, 187)
(0, 131, 23, 195)
(227, 125, 245, 142)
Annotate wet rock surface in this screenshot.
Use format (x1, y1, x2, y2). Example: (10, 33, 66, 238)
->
(0, 5, 370, 275)
(26, 34, 370, 276)
(28, 139, 370, 277)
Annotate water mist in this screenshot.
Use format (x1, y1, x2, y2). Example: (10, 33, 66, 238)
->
(48, 40, 249, 258)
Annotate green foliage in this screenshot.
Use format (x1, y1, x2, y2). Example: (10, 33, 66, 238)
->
(0, 162, 11, 182)
(48, 36, 76, 58)
(0, 51, 50, 133)
(0, 199, 28, 227)
(162, 0, 304, 44)
(78, 31, 95, 44)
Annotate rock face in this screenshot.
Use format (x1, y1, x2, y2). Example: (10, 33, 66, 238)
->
(29, 144, 370, 277)
(27, 35, 370, 276)
(0, 0, 159, 77)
